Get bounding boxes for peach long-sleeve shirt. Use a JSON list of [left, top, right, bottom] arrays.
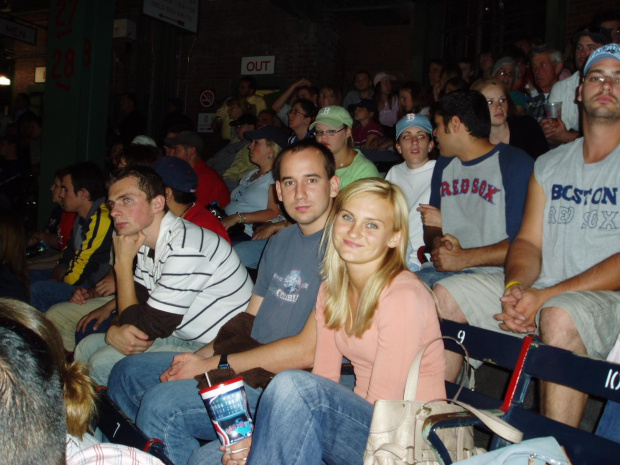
[[313, 271, 446, 405]]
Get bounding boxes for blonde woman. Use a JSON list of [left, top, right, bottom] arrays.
[[223, 179, 446, 465], [221, 126, 287, 242], [470, 78, 548, 159]]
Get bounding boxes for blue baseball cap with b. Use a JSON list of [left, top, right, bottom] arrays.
[[583, 43, 620, 74], [395, 114, 433, 140]]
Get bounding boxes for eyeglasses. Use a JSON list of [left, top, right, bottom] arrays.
[[497, 70, 515, 78], [585, 72, 620, 86], [314, 127, 346, 137], [288, 109, 308, 117]]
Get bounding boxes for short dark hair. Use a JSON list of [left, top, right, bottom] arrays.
[[592, 9, 620, 27], [294, 99, 318, 119], [297, 86, 319, 101], [170, 187, 196, 205], [431, 90, 491, 139], [107, 166, 165, 202], [54, 167, 69, 181], [444, 77, 470, 93], [273, 139, 336, 182], [0, 313, 66, 464], [66, 162, 105, 200], [428, 59, 445, 69], [353, 70, 372, 83], [122, 144, 159, 167], [240, 76, 257, 91], [167, 123, 193, 136]]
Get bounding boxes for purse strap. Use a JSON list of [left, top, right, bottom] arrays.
[[431, 398, 523, 443], [404, 336, 469, 401], [403, 337, 522, 443]]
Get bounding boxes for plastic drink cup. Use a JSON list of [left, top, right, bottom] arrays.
[[200, 376, 254, 446], [544, 101, 562, 125]]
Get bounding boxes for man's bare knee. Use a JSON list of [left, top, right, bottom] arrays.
[[434, 284, 468, 323], [539, 306, 586, 355]]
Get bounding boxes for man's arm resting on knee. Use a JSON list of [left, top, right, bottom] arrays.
[[500, 253, 620, 333], [538, 253, 620, 298], [225, 309, 316, 374], [499, 175, 546, 330], [163, 307, 316, 381], [193, 294, 264, 359], [105, 324, 154, 355]]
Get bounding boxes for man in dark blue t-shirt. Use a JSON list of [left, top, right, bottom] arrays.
[[417, 90, 533, 290]]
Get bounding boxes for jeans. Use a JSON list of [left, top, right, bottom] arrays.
[[246, 370, 374, 465], [108, 352, 263, 465], [75, 333, 202, 386], [415, 264, 472, 288], [187, 373, 357, 465], [596, 400, 620, 442], [233, 239, 268, 270], [29, 269, 76, 312]]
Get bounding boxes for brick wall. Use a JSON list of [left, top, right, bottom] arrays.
[[8, 0, 620, 140], [10, 11, 47, 98]]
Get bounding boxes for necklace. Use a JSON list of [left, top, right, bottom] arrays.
[[337, 150, 355, 169], [249, 169, 271, 183]]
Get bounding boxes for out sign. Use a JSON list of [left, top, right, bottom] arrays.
[[240, 56, 275, 75]]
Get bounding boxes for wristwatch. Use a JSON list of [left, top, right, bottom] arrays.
[[218, 354, 230, 370]]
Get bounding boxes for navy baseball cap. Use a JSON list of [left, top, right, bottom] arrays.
[[348, 98, 379, 115], [243, 125, 289, 149], [153, 156, 197, 194], [163, 131, 204, 153]]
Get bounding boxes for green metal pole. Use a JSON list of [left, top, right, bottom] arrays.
[[38, 0, 114, 228]]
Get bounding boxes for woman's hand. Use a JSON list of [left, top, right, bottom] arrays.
[[221, 437, 252, 465], [221, 215, 242, 231]]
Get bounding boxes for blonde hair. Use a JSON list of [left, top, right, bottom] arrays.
[[265, 139, 283, 158], [320, 178, 409, 337], [0, 299, 96, 438]]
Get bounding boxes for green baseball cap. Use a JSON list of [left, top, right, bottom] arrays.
[[310, 106, 353, 130]]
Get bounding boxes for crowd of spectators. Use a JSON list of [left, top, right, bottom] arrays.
[[2, 8, 620, 465]]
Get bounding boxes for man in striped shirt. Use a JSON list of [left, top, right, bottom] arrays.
[[74, 166, 252, 386]]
